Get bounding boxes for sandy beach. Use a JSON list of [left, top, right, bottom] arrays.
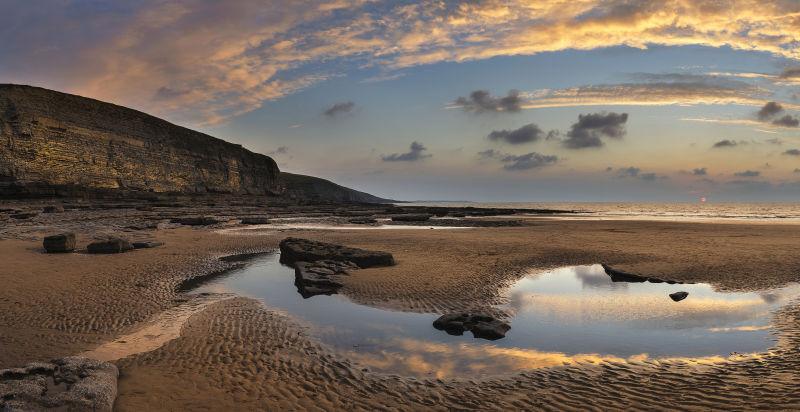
[[2, 214, 800, 410]]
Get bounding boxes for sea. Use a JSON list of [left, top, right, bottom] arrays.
[[398, 202, 800, 224]]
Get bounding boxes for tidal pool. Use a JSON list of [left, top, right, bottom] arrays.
[[191, 254, 799, 378]]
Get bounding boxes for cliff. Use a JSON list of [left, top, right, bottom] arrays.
[[0, 84, 281, 197], [280, 173, 393, 203]]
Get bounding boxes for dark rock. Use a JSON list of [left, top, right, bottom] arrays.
[[240, 216, 270, 225], [87, 237, 134, 254], [171, 216, 222, 226], [433, 313, 510, 340], [43, 204, 65, 213], [390, 213, 432, 222], [348, 217, 377, 224], [43, 232, 76, 253], [0, 357, 118, 411], [10, 212, 37, 219], [669, 291, 689, 302], [279, 237, 395, 268], [601, 264, 683, 284], [293, 260, 359, 298], [132, 241, 164, 249]]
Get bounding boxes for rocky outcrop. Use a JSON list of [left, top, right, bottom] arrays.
[[433, 313, 511, 340], [0, 357, 118, 411], [0, 84, 281, 197], [279, 238, 395, 297], [390, 213, 432, 222], [279, 237, 395, 268]]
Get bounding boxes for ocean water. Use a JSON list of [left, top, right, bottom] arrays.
[[398, 202, 800, 223]]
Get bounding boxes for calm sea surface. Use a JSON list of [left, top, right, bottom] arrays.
[[398, 202, 800, 223]]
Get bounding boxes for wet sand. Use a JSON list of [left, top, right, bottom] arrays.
[[2, 219, 800, 409]]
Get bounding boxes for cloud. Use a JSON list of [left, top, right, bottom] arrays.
[[757, 102, 784, 121], [613, 166, 664, 181], [5, 1, 800, 124], [779, 67, 800, 79], [772, 115, 799, 127], [381, 141, 431, 162], [324, 101, 355, 117], [734, 170, 760, 177], [487, 124, 544, 144], [479, 149, 558, 171], [268, 146, 289, 155], [453, 90, 521, 114], [712, 139, 738, 148], [783, 149, 800, 156], [499, 152, 558, 171], [692, 168, 708, 176], [563, 112, 628, 149]]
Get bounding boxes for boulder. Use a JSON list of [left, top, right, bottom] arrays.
[[279, 237, 395, 268], [240, 216, 270, 225], [390, 213, 432, 222], [132, 241, 164, 249], [432, 313, 510, 340], [87, 238, 134, 254], [0, 357, 118, 412], [170, 216, 222, 226], [43, 232, 76, 253], [669, 291, 689, 302]]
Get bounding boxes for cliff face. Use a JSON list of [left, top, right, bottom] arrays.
[[0, 84, 281, 197], [280, 172, 393, 203]]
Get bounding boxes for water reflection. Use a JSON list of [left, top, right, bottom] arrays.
[[191, 254, 798, 377]]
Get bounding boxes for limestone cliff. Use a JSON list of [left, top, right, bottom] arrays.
[[0, 84, 281, 197]]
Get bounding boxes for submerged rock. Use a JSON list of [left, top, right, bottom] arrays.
[[279, 237, 395, 268], [43, 232, 76, 253], [293, 260, 359, 298], [669, 291, 689, 302], [390, 213, 432, 222], [0, 357, 118, 411], [87, 237, 134, 254], [433, 313, 511, 340]]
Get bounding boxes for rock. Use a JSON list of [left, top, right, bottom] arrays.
[[171, 216, 222, 226], [240, 216, 270, 225], [0, 357, 118, 412], [390, 213, 432, 222], [293, 260, 359, 298], [87, 237, 134, 254], [669, 291, 689, 302], [10, 212, 37, 219], [279, 237, 395, 268], [42, 205, 65, 213], [432, 313, 510, 340], [132, 241, 164, 249], [43, 232, 76, 253], [601, 264, 683, 284], [348, 217, 377, 224]]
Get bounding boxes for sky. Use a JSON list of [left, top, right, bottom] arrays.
[[2, 0, 800, 202]]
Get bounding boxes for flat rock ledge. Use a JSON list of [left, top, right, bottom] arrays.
[[0, 357, 118, 412], [279, 238, 395, 298], [433, 313, 511, 341]]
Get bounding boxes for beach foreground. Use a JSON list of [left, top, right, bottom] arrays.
[[2, 209, 800, 410]]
